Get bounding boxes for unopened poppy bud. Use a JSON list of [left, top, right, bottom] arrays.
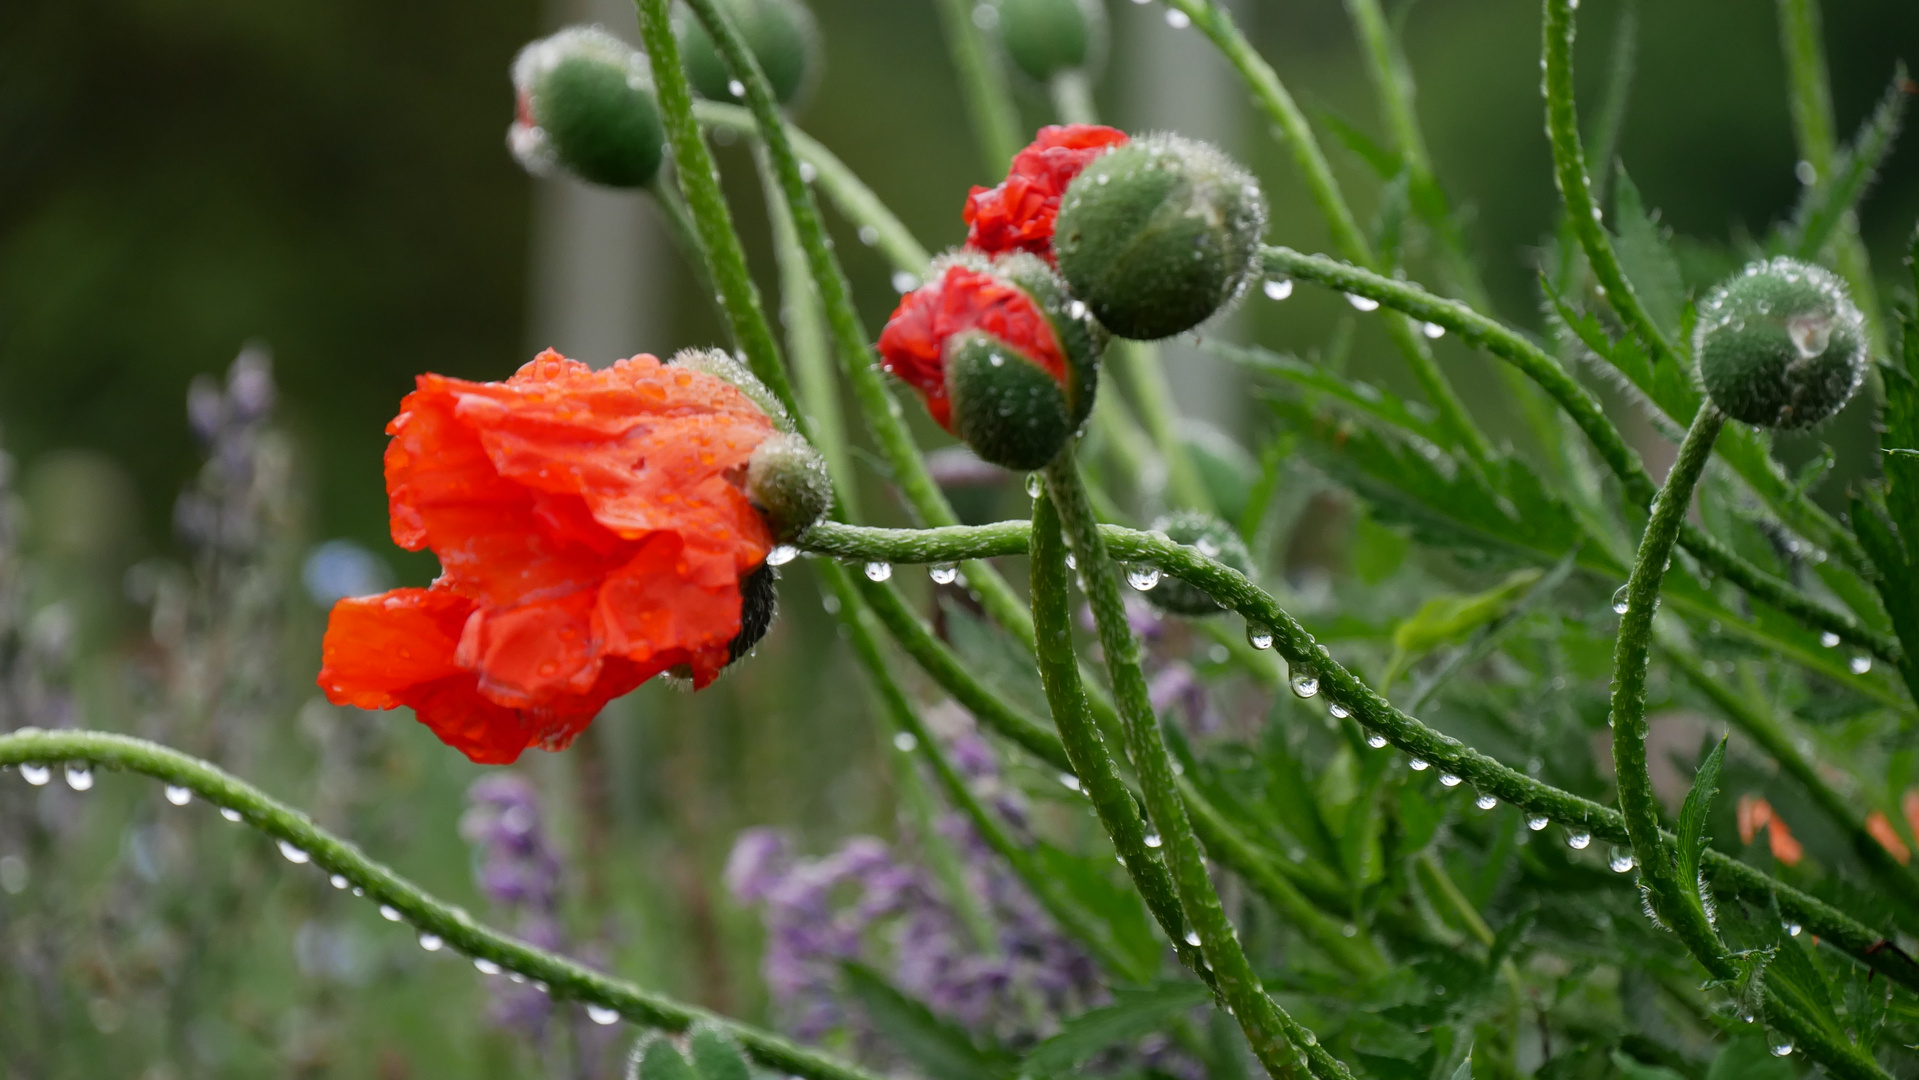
[[1696, 257, 1868, 429], [878, 252, 1103, 471], [746, 432, 831, 541], [677, 0, 821, 106], [510, 27, 666, 188], [1142, 512, 1253, 616], [670, 347, 792, 428], [996, 0, 1106, 82], [1054, 134, 1268, 340]]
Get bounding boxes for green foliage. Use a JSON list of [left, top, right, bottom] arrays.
[[841, 963, 1014, 1080]]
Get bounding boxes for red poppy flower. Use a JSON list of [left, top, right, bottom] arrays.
[[963, 124, 1129, 261], [318, 350, 777, 764], [876, 262, 1070, 431]]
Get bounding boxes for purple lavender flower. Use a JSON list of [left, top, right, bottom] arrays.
[[461, 773, 567, 1036], [1149, 661, 1221, 737]]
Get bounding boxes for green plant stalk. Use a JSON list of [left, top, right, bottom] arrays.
[[794, 517, 1919, 991], [1043, 446, 1352, 1080], [1608, 408, 1891, 1080], [646, 179, 727, 326], [0, 728, 886, 1080], [1662, 639, 1919, 909], [1050, 70, 1098, 127], [632, 0, 798, 421], [1161, 0, 1489, 464], [679, 0, 1037, 655], [693, 101, 932, 274], [1541, 0, 1677, 369], [1259, 244, 1900, 665], [931, 0, 1022, 174]]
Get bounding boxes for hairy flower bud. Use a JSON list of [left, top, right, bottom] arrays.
[[1695, 257, 1868, 429], [671, 349, 831, 541], [677, 0, 822, 106], [878, 252, 1103, 470], [996, 0, 1106, 82], [965, 124, 1129, 262], [510, 27, 666, 189], [1143, 512, 1252, 616], [1054, 134, 1268, 340]]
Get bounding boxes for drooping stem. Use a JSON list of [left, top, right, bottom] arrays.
[[793, 516, 1919, 991], [1257, 244, 1899, 666], [1042, 445, 1351, 1080], [931, 0, 1023, 174], [0, 729, 886, 1080]]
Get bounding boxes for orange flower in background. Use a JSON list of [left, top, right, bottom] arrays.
[[963, 124, 1129, 261], [1868, 811, 1912, 865], [1737, 795, 1804, 867], [319, 350, 777, 764]]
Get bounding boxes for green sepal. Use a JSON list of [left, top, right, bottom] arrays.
[[746, 431, 833, 541], [945, 330, 1074, 471], [991, 251, 1103, 432], [538, 55, 667, 188]]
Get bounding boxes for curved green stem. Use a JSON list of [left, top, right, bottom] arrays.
[[1541, 0, 1678, 368], [793, 517, 1919, 992], [1610, 405, 1889, 1080], [1259, 244, 1901, 666], [1160, 0, 1488, 464], [0, 729, 884, 1080], [1043, 446, 1350, 1080]]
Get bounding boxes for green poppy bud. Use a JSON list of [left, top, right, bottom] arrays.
[[1141, 511, 1253, 616], [1053, 134, 1268, 341], [677, 0, 821, 107], [1695, 257, 1868, 429], [996, 0, 1107, 82], [670, 347, 792, 429], [510, 27, 666, 189], [746, 431, 832, 542]]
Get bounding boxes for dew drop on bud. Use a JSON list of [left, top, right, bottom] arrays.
[[1567, 831, 1592, 850], [329, 874, 349, 890], [1262, 278, 1294, 301], [64, 766, 93, 791], [588, 1004, 621, 1025], [279, 841, 310, 864], [1850, 655, 1872, 674], [1422, 321, 1446, 339], [419, 933, 444, 952], [1366, 734, 1388, 749], [1527, 815, 1550, 831], [1475, 794, 1498, 810], [164, 785, 192, 806], [1609, 850, 1636, 872], [380, 904, 403, 922], [1289, 672, 1319, 698], [1439, 773, 1462, 787], [1127, 566, 1161, 591], [766, 544, 798, 567], [1025, 473, 1044, 498], [863, 561, 892, 582], [220, 807, 243, 823], [1409, 758, 1430, 771], [20, 763, 50, 786], [892, 732, 918, 753], [1329, 703, 1350, 719], [1183, 930, 1201, 946], [1611, 584, 1630, 615], [475, 958, 502, 975], [929, 563, 959, 585], [1246, 626, 1273, 650], [1819, 631, 1840, 648], [1345, 293, 1380, 312]]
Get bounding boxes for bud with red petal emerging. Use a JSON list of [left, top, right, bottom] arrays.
[[671, 348, 831, 541], [878, 252, 1103, 470], [963, 125, 1129, 263], [1055, 133, 1267, 340], [510, 27, 666, 189]]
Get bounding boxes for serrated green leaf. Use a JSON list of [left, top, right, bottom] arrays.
[[1612, 169, 1686, 341], [1676, 738, 1727, 902], [842, 963, 1011, 1080], [637, 1037, 699, 1080], [1018, 981, 1212, 1076], [689, 1025, 753, 1080], [1761, 905, 1842, 1035], [1788, 66, 1910, 260], [1029, 842, 1162, 979], [1219, 343, 1446, 446]]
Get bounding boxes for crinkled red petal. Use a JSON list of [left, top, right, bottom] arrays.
[[877, 265, 1070, 427], [963, 124, 1128, 261]]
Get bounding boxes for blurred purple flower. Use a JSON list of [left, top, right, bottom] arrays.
[[461, 773, 568, 1036]]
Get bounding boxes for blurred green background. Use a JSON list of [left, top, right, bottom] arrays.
[[2, 0, 1917, 1075]]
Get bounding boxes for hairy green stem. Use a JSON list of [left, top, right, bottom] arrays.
[[1259, 244, 1900, 666], [0, 729, 884, 1080], [932, 0, 1022, 174], [794, 517, 1919, 990], [1160, 0, 1488, 464], [680, 0, 1036, 655], [1044, 447, 1351, 1080]]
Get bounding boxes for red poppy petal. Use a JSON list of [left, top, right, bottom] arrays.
[[318, 588, 472, 710]]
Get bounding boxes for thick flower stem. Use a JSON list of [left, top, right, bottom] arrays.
[[1608, 407, 1891, 1080], [675, 0, 1036, 657], [1159, 0, 1489, 465], [1042, 446, 1350, 1080], [1258, 244, 1899, 668], [0, 729, 886, 1080], [795, 517, 1919, 993]]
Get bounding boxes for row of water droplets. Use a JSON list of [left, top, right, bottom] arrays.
[[1259, 273, 1446, 337], [1, 757, 630, 1029], [1609, 583, 1871, 673]]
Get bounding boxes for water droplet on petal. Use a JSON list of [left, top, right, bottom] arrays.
[[1527, 815, 1550, 831], [1127, 566, 1161, 591], [419, 933, 444, 952], [588, 1004, 621, 1025], [1819, 631, 1840, 648], [164, 785, 192, 806], [863, 562, 892, 582], [766, 544, 798, 567], [1567, 831, 1592, 850], [380, 904, 403, 922], [64, 766, 93, 791], [279, 841, 310, 864], [892, 732, 918, 753], [929, 563, 959, 585], [220, 807, 243, 823], [1366, 734, 1388, 749], [1345, 293, 1380, 312], [20, 763, 49, 786]]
